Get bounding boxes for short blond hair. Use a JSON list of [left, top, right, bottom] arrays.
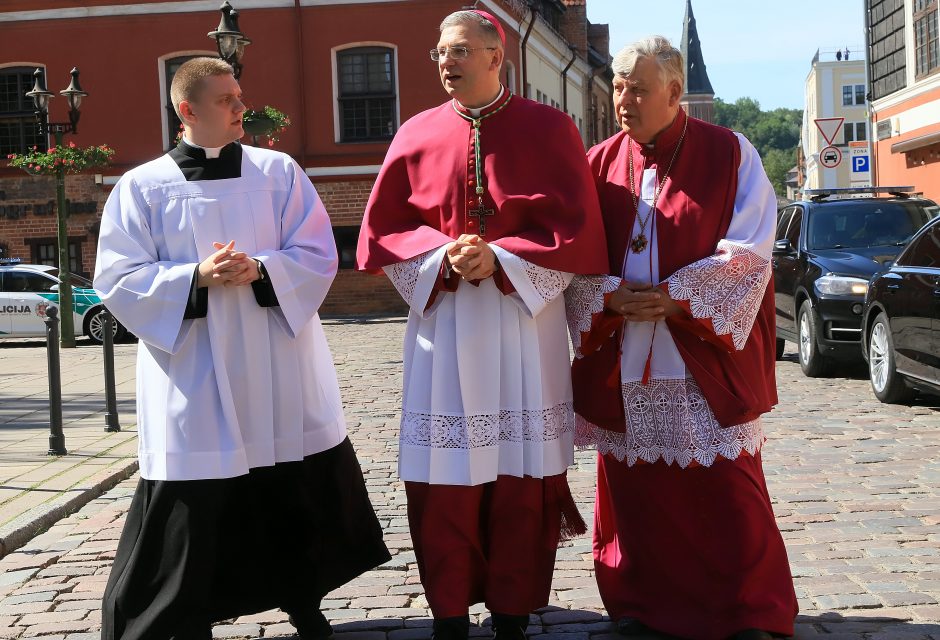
[[170, 57, 234, 119], [612, 36, 685, 90]]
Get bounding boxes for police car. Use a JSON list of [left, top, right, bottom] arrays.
[[0, 262, 126, 345]]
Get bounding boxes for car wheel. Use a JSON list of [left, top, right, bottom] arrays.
[[775, 338, 786, 360], [868, 313, 915, 404], [85, 307, 126, 346], [798, 301, 832, 377]]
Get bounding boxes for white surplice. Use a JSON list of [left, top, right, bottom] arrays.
[[567, 133, 774, 468], [385, 245, 574, 486], [94, 145, 346, 481]]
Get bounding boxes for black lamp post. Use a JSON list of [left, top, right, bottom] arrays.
[[26, 67, 88, 349], [208, 1, 251, 79]]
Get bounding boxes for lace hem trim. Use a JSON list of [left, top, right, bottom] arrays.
[[573, 377, 765, 468], [401, 402, 574, 449]]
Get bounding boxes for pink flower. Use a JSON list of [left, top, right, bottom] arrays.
[[68, 141, 76, 148], [268, 139, 274, 147]]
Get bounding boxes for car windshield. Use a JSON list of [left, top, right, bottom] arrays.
[[807, 201, 938, 250], [42, 269, 94, 289]]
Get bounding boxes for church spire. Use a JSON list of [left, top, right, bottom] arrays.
[[681, 0, 714, 95]]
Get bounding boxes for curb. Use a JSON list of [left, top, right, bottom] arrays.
[[0, 457, 139, 559]]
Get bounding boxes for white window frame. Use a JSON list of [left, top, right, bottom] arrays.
[[331, 42, 400, 144]]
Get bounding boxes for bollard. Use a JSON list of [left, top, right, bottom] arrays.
[[45, 306, 67, 456], [102, 308, 121, 432]]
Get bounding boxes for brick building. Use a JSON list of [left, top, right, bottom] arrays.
[[0, 0, 614, 315], [866, 0, 940, 201]]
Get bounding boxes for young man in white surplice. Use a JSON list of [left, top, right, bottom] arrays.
[[94, 57, 389, 640]]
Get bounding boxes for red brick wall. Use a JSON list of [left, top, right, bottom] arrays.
[[316, 176, 374, 226], [0, 173, 109, 278], [321, 269, 407, 317], [314, 175, 407, 316], [0, 170, 409, 316]]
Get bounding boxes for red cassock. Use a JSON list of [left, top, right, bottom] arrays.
[[357, 90, 608, 618], [572, 110, 798, 639]]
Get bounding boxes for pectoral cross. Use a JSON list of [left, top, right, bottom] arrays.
[[469, 198, 495, 236]]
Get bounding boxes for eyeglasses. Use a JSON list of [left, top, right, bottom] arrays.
[[430, 46, 497, 61]]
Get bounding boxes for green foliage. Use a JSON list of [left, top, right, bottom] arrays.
[[7, 142, 114, 176], [714, 97, 802, 195], [243, 105, 292, 145]]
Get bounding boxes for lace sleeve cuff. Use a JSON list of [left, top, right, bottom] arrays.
[[490, 246, 573, 318], [666, 240, 771, 351], [383, 246, 449, 316], [564, 274, 622, 358]]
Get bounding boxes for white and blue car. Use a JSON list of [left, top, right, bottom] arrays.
[[0, 263, 126, 345]]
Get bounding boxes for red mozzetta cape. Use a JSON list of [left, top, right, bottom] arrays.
[[356, 91, 608, 274], [572, 109, 778, 431]]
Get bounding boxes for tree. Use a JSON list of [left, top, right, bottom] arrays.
[[713, 97, 802, 196]]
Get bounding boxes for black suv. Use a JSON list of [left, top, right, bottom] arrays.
[[773, 187, 938, 377]]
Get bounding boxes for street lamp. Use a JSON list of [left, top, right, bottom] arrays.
[[208, 1, 251, 79], [25, 67, 88, 349]]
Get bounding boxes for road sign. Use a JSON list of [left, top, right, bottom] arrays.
[[815, 118, 845, 145], [849, 143, 871, 181], [819, 145, 842, 168], [852, 155, 870, 173]]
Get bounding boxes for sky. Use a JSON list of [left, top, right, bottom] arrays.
[[586, 0, 867, 111]]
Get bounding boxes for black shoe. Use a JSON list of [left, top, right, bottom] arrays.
[[729, 630, 773, 640], [491, 613, 528, 640], [432, 616, 471, 640], [615, 617, 649, 636], [287, 610, 333, 640]]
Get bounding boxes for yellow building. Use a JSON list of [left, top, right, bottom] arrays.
[[802, 49, 871, 189]]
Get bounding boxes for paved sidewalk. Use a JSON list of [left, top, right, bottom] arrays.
[[0, 339, 139, 558], [0, 319, 940, 639]]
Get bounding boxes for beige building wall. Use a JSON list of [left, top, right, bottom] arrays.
[[803, 55, 871, 190], [525, 25, 591, 145]]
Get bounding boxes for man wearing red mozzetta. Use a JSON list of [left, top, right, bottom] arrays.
[[565, 37, 798, 640], [357, 9, 607, 640]]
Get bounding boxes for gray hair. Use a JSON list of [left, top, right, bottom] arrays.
[[440, 10, 504, 50], [612, 36, 684, 89]]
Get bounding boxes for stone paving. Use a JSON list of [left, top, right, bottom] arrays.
[[0, 339, 138, 557], [1, 318, 940, 639]]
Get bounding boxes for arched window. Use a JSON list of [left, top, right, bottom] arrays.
[[0, 66, 47, 154], [335, 46, 397, 142]]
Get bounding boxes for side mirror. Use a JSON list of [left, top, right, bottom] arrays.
[[49, 283, 59, 292], [772, 239, 793, 255]]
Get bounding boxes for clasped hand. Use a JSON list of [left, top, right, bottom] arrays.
[[606, 280, 682, 322], [197, 240, 260, 288], [446, 234, 498, 281]]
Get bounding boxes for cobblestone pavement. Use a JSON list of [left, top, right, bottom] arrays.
[[1, 318, 939, 639]]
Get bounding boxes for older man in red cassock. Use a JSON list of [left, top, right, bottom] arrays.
[[357, 9, 608, 640], [565, 37, 798, 640]]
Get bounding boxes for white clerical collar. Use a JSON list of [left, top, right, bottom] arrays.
[[459, 86, 505, 118], [182, 137, 224, 159]]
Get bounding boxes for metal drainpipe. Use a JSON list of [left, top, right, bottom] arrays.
[[294, 0, 308, 168], [521, 5, 536, 98], [561, 46, 576, 113]]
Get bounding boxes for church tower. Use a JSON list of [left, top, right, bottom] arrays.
[[680, 0, 715, 123]]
